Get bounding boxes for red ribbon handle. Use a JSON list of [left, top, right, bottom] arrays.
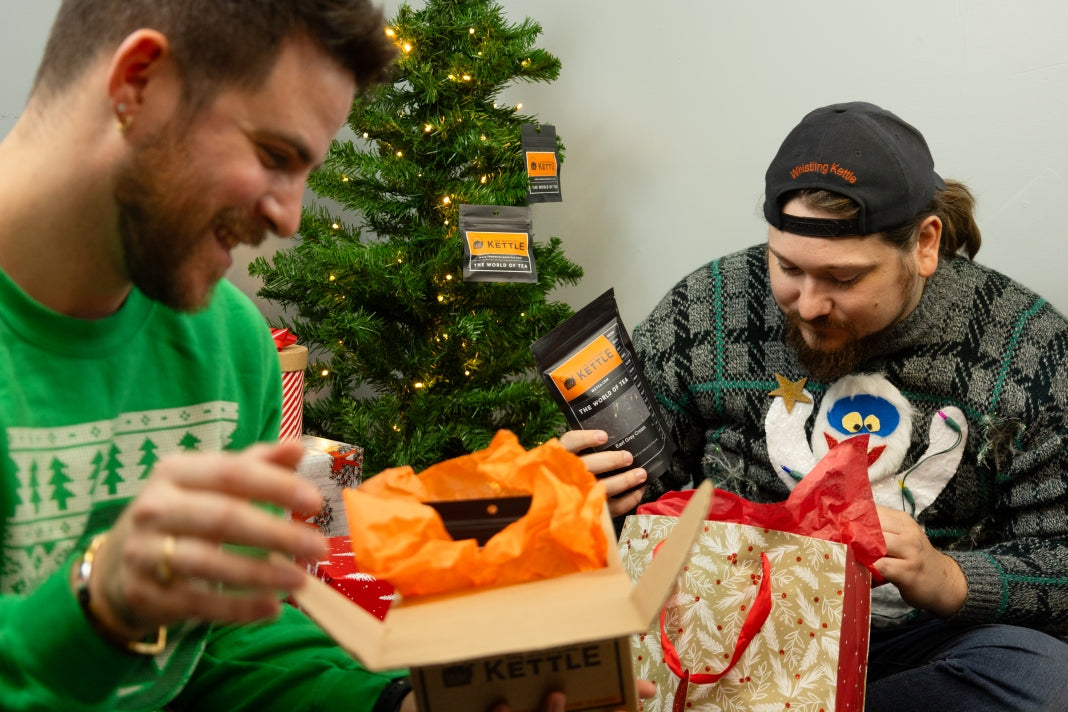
[[659, 551, 772, 686]]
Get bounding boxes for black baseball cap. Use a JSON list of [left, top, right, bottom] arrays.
[[763, 102, 945, 237]]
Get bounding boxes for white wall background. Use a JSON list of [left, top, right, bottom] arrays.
[[5, 1, 1068, 328]]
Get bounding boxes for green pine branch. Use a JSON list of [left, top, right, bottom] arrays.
[[251, 0, 582, 475]]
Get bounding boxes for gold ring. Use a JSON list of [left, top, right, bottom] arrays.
[[155, 535, 177, 586]]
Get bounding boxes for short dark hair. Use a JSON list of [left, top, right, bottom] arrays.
[[33, 0, 396, 108], [784, 181, 982, 260]]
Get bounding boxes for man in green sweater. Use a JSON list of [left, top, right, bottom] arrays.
[[0, 2, 642, 711], [631, 102, 1068, 710]]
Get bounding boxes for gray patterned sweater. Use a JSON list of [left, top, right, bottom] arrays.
[[632, 244, 1068, 634]]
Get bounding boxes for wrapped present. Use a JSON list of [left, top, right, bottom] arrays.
[[294, 435, 364, 537], [308, 536, 395, 620], [273, 328, 307, 443]]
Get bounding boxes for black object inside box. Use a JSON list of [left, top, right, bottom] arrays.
[[427, 496, 532, 546]]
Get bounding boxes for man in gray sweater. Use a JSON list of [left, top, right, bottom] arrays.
[[632, 101, 1068, 711]]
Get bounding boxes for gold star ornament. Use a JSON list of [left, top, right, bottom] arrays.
[[768, 373, 811, 414]]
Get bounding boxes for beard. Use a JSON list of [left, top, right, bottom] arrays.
[[784, 313, 890, 381], [784, 260, 918, 382], [113, 124, 267, 312]]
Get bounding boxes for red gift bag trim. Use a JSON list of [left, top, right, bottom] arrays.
[[659, 550, 772, 686], [637, 436, 886, 576], [671, 669, 690, 712]]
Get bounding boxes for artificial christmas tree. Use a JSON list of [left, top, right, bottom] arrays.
[[250, 0, 582, 474]]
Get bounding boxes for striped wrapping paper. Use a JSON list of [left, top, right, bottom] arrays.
[[278, 344, 308, 442]]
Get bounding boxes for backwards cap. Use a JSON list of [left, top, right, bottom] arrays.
[[763, 102, 945, 237]]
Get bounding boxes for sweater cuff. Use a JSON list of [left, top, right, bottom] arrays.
[[11, 562, 141, 705], [946, 551, 1004, 625]]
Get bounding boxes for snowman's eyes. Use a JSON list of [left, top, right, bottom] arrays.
[[841, 412, 863, 433], [864, 414, 881, 433]]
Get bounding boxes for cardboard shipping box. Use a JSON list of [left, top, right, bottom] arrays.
[[292, 480, 713, 712]]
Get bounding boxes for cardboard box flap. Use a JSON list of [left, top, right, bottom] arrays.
[[293, 480, 713, 671]]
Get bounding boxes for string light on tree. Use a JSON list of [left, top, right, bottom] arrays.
[[251, 0, 581, 473]]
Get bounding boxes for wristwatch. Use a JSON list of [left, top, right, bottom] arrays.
[[373, 676, 413, 712], [72, 532, 167, 655]]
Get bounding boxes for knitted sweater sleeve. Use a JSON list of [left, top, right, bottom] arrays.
[[946, 344, 1068, 632], [632, 270, 714, 501], [0, 560, 147, 711], [169, 604, 408, 712], [949, 435, 1068, 630]]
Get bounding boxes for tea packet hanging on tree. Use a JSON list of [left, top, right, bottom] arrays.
[[521, 123, 562, 203], [459, 204, 538, 283], [531, 289, 675, 490]]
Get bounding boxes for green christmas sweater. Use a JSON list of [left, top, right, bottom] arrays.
[[632, 245, 1068, 634], [0, 269, 402, 711]]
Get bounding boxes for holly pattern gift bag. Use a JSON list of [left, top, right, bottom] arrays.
[[620, 436, 886, 712]]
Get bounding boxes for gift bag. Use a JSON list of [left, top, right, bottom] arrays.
[[620, 436, 886, 712]]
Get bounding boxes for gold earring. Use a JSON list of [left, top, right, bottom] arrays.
[[116, 102, 131, 133]]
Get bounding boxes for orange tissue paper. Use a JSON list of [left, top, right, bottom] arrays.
[[343, 430, 608, 598]]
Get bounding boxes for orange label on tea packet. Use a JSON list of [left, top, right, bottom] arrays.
[[526, 151, 558, 178], [466, 231, 529, 257], [549, 335, 623, 402]]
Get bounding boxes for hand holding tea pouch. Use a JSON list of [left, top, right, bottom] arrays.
[[531, 289, 675, 489]]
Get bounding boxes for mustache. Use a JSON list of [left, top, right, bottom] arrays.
[[785, 310, 859, 337], [213, 207, 268, 248]]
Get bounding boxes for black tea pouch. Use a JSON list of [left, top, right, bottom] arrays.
[[521, 124, 562, 203], [460, 204, 538, 284], [531, 289, 675, 487]]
